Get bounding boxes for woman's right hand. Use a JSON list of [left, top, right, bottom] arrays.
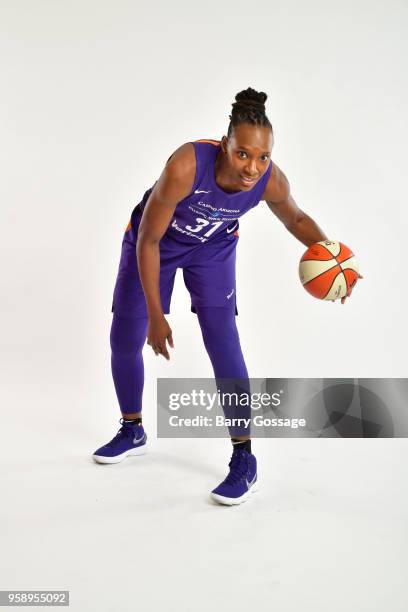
[[146, 315, 174, 360]]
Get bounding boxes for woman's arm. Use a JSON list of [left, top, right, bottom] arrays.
[[262, 162, 362, 303], [262, 163, 328, 247], [136, 142, 196, 359]]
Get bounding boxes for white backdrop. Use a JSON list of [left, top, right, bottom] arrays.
[[1, 2, 407, 611], [2, 0, 407, 401]]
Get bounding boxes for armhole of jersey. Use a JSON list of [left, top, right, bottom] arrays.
[[189, 141, 200, 194], [264, 159, 273, 199], [252, 159, 273, 209]]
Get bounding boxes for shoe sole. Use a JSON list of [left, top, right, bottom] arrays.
[[92, 444, 147, 464], [210, 479, 259, 506]]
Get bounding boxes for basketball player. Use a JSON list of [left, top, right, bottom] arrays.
[[92, 87, 362, 505]]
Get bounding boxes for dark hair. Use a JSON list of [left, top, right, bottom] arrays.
[[227, 87, 273, 138]]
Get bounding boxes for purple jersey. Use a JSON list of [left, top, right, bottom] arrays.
[[132, 138, 272, 245]]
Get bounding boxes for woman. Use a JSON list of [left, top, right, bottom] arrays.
[[92, 87, 360, 505]]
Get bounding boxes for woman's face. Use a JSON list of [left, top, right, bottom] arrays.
[[221, 123, 274, 190]]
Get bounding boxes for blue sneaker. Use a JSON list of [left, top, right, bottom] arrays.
[[92, 418, 147, 464], [211, 448, 259, 505]]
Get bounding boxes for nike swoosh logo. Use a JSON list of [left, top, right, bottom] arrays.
[[246, 474, 257, 488], [133, 434, 145, 445], [226, 223, 238, 234], [194, 189, 211, 194]]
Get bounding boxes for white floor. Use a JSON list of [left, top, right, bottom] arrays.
[[1, 409, 407, 612]]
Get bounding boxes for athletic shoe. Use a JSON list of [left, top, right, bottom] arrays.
[[211, 448, 258, 505], [92, 418, 147, 464]]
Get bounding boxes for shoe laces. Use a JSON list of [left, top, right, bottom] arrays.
[[224, 449, 249, 486], [105, 418, 136, 448]]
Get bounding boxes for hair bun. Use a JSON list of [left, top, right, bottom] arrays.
[[227, 86, 272, 137], [234, 87, 267, 111]]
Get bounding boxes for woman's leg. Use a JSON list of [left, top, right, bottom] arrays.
[[195, 306, 250, 440], [109, 313, 148, 418], [195, 306, 249, 377]]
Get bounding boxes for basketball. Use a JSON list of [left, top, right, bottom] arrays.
[[299, 241, 359, 300]]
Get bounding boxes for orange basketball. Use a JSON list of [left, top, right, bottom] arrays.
[[299, 241, 359, 300]]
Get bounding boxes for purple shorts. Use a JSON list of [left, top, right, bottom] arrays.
[[111, 208, 239, 318]]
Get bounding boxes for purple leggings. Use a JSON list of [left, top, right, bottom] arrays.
[[110, 306, 250, 435]]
